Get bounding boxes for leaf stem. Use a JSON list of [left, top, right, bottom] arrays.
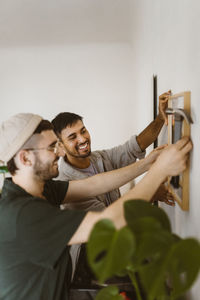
[[127, 271, 143, 300]]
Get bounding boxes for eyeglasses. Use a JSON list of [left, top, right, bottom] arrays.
[[25, 140, 62, 155]]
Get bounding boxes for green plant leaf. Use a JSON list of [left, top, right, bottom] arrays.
[[139, 238, 200, 300], [87, 219, 136, 282], [95, 286, 124, 300], [0, 166, 8, 173], [87, 201, 200, 300], [124, 200, 171, 232], [127, 223, 175, 299], [130, 223, 174, 270], [168, 238, 200, 298]]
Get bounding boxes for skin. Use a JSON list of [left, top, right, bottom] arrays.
[[59, 91, 171, 169], [58, 91, 175, 205], [136, 90, 171, 151], [60, 120, 91, 169], [13, 130, 65, 199], [13, 129, 162, 201], [69, 137, 192, 245], [11, 129, 192, 245]]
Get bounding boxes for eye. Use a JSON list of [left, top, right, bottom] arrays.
[[81, 128, 86, 134], [68, 135, 76, 141]]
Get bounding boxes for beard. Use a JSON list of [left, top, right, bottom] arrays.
[[76, 149, 91, 158], [65, 148, 91, 159], [33, 153, 59, 181]]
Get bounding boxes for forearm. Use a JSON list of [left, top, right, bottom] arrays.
[[120, 163, 166, 202], [64, 157, 151, 203], [68, 163, 166, 245], [68, 137, 192, 245], [98, 164, 166, 229], [136, 114, 164, 151], [102, 164, 166, 229]]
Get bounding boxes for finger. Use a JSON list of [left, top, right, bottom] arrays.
[[159, 92, 171, 100], [155, 144, 168, 150], [158, 196, 175, 206], [175, 136, 191, 150], [163, 191, 175, 204], [181, 140, 193, 155], [166, 193, 175, 202], [176, 141, 193, 157], [167, 194, 175, 203], [165, 199, 175, 206]]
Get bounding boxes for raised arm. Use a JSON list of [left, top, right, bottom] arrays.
[[136, 90, 171, 151], [63, 145, 164, 204], [68, 137, 192, 245]]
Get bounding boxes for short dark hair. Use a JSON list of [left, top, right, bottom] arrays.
[[33, 119, 54, 134], [52, 112, 83, 136], [7, 157, 18, 175], [7, 119, 54, 175]]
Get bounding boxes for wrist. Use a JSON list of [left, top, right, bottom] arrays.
[[157, 113, 165, 122], [140, 158, 151, 173], [143, 158, 152, 172], [148, 162, 167, 184]]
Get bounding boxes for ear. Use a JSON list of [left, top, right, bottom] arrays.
[[18, 150, 32, 166]]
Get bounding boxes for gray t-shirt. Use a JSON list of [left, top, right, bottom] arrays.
[[74, 162, 98, 176], [57, 135, 146, 211]]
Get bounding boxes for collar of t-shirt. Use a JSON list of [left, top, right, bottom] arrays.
[[74, 162, 98, 176]]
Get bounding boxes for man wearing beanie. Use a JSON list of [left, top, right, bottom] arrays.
[[0, 113, 192, 300]]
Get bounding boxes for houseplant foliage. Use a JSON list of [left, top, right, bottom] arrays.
[[87, 200, 200, 300], [0, 165, 8, 174], [0, 164, 8, 194]]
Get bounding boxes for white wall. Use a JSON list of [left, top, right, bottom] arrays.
[[130, 0, 200, 298], [0, 44, 136, 150]]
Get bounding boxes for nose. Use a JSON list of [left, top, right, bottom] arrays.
[[56, 141, 66, 157], [77, 134, 86, 144]]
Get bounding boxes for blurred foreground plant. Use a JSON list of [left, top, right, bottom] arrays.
[[87, 200, 200, 300]]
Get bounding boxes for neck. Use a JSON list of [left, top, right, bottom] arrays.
[[12, 173, 46, 199], [64, 155, 90, 169]]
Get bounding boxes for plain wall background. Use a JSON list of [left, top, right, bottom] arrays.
[[130, 1, 200, 297], [0, 0, 199, 298]]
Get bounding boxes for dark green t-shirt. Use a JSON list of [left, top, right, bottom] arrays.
[[0, 178, 86, 300]]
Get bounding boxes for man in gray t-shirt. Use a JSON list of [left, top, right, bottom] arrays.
[[52, 91, 174, 212]]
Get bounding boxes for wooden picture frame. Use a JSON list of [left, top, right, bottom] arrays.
[[167, 91, 191, 211]]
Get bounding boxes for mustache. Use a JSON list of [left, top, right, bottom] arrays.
[[77, 140, 90, 147]]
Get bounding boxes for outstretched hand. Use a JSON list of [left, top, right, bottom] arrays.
[[152, 137, 192, 178], [145, 144, 168, 168], [159, 90, 171, 125], [151, 183, 175, 206]]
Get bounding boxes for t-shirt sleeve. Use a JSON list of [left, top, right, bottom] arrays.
[[43, 180, 69, 206], [100, 135, 146, 169], [17, 199, 86, 269]]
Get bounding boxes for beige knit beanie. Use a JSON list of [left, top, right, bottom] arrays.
[[0, 113, 42, 163]]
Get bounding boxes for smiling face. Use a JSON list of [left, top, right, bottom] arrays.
[[60, 120, 91, 160], [31, 130, 63, 181]]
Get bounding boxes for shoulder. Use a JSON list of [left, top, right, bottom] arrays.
[[0, 194, 39, 241]]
